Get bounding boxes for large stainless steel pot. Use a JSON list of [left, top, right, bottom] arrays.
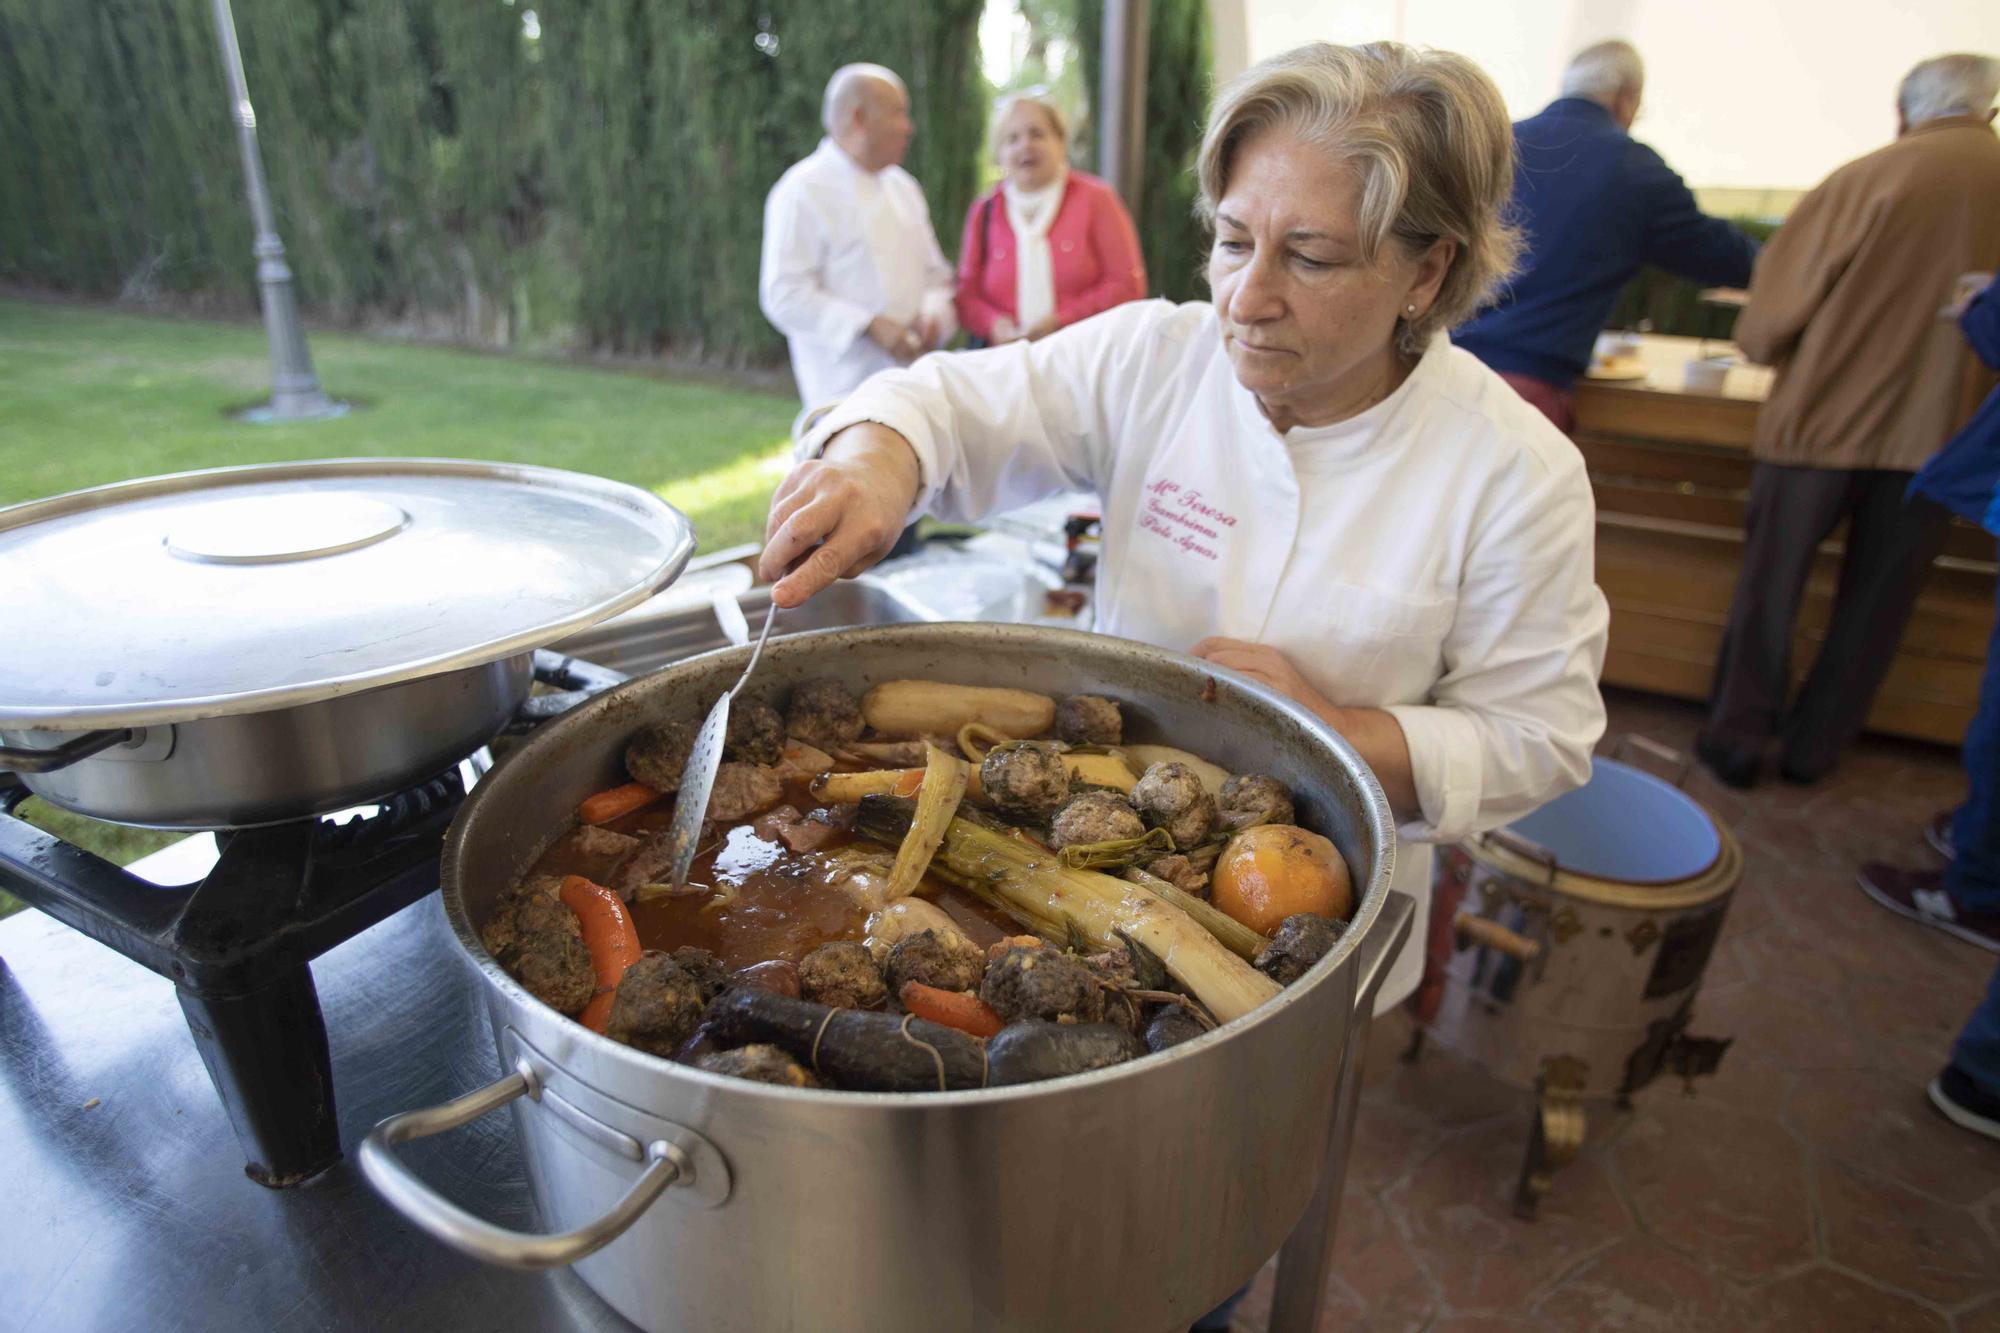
[[0, 459, 695, 827], [362, 623, 1411, 1333]]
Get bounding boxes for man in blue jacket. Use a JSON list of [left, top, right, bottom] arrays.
[[1456, 40, 1758, 432], [1859, 273, 2000, 1141]]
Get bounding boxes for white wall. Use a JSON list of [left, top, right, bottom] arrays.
[[1226, 0, 2000, 191]]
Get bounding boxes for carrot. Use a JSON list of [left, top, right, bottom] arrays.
[[898, 981, 1004, 1039], [559, 874, 642, 1033], [578, 781, 659, 825], [893, 768, 927, 798]]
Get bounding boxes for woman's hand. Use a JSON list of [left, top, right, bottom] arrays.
[[1191, 637, 1420, 820], [1025, 313, 1061, 341], [758, 424, 922, 607], [1190, 638, 1330, 714], [990, 315, 1022, 344]]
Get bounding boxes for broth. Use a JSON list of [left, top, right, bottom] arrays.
[[522, 783, 1016, 972]]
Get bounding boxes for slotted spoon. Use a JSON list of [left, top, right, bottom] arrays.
[[659, 595, 780, 891]]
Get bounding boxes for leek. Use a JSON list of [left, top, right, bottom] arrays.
[[855, 797, 1279, 1024], [1121, 867, 1265, 961], [881, 741, 970, 903]]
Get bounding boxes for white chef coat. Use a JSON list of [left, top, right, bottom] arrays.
[[801, 299, 1609, 1011], [759, 138, 958, 409]]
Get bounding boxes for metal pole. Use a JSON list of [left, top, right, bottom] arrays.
[[1099, 0, 1151, 215], [209, 0, 341, 422]]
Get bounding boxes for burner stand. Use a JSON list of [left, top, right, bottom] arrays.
[[0, 771, 465, 1186]]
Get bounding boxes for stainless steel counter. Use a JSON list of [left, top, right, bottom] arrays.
[[0, 893, 632, 1332]]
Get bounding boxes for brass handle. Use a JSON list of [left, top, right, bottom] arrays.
[[1454, 912, 1541, 961]]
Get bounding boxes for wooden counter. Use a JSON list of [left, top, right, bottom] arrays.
[[1574, 334, 1994, 746]]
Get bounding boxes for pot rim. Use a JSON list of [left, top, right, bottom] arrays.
[[0, 457, 696, 730], [441, 621, 1397, 1108]]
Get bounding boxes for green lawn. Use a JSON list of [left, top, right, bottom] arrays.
[[1, 297, 801, 919], [0, 298, 798, 544]]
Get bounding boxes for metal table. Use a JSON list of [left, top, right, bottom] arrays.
[[0, 891, 631, 1333]]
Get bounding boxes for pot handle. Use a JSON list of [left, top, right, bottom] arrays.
[[358, 1062, 688, 1270], [0, 728, 132, 774], [1351, 889, 1416, 1015]]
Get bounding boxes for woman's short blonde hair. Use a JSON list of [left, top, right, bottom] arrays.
[[1197, 42, 1521, 355], [991, 93, 1070, 161]]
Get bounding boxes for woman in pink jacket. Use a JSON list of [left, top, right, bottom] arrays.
[[956, 95, 1148, 344]]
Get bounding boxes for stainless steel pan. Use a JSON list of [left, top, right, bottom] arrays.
[[362, 622, 1411, 1333]]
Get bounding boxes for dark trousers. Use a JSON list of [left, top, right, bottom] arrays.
[[1703, 462, 1948, 778], [1949, 579, 2000, 1097]]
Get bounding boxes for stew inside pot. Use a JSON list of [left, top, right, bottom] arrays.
[[480, 676, 1357, 1092]]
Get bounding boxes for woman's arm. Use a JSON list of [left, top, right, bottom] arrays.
[[758, 301, 1172, 603], [953, 195, 1009, 342], [1055, 187, 1149, 329], [1195, 460, 1607, 841], [1189, 639, 1420, 819]]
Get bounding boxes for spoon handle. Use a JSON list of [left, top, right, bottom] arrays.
[[729, 600, 781, 701]]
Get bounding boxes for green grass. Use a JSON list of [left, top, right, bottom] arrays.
[[0, 298, 799, 546], [0, 297, 802, 920]]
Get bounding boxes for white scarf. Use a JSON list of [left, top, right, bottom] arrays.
[[1003, 170, 1066, 332]]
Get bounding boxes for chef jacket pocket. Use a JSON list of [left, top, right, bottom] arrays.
[[1306, 583, 1455, 702]]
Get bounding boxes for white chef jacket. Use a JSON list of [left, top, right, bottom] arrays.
[[759, 138, 958, 409], [801, 300, 1609, 1011]]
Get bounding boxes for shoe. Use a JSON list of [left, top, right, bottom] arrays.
[[1694, 733, 1759, 790], [1855, 863, 2000, 953], [1927, 810, 1957, 860], [1929, 1065, 2000, 1143]]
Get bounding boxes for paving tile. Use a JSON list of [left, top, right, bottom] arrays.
[[1318, 1189, 1440, 1327], [1958, 1296, 2000, 1333], [1836, 974, 1987, 1087], [1742, 1266, 1948, 1332], [1366, 1033, 1526, 1132], [1419, 1318, 1536, 1333], [1609, 1096, 1813, 1279], [1785, 1068, 2000, 1207], [1345, 1094, 1447, 1195], [1532, 1235, 1757, 1331], [1382, 1116, 1630, 1311], [1816, 1160, 2000, 1308], [1694, 977, 1876, 1075]]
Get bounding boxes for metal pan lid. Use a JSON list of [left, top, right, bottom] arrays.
[[0, 458, 697, 728]]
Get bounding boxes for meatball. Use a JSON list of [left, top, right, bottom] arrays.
[[1055, 694, 1122, 746], [1220, 773, 1296, 832], [706, 762, 784, 821], [1254, 912, 1345, 985], [980, 947, 1106, 1025], [799, 941, 887, 1010], [1139, 853, 1209, 897], [625, 720, 694, 792], [724, 696, 785, 766], [1131, 761, 1217, 849], [980, 742, 1072, 821], [669, 946, 730, 1002], [884, 928, 987, 996], [1144, 1006, 1208, 1053], [785, 678, 865, 751], [1048, 791, 1146, 851], [606, 952, 706, 1057], [698, 1044, 820, 1089], [481, 885, 594, 1016]]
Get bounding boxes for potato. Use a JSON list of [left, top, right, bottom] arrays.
[[1211, 824, 1354, 935], [861, 680, 1057, 739], [1118, 744, 1229, 798]]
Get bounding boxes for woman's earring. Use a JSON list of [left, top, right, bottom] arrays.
[[1405, 303, 1417, 316]]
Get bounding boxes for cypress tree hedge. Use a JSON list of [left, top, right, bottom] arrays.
[[1074, 0, 1213, 305], [0, 0, 984, 365]]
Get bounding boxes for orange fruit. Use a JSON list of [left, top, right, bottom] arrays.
[[1210, 824, 1354, 935]]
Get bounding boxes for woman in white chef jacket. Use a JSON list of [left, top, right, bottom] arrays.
[[758, 41, 1610, 1012]]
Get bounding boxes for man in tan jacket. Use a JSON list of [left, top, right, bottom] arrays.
[[1699, 53, 2000, 789]]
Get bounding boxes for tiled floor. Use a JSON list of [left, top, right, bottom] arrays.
[[1233, 688, 2000, 1332]]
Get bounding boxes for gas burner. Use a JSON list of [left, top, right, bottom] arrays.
[[0, 650, 625, 1188]]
